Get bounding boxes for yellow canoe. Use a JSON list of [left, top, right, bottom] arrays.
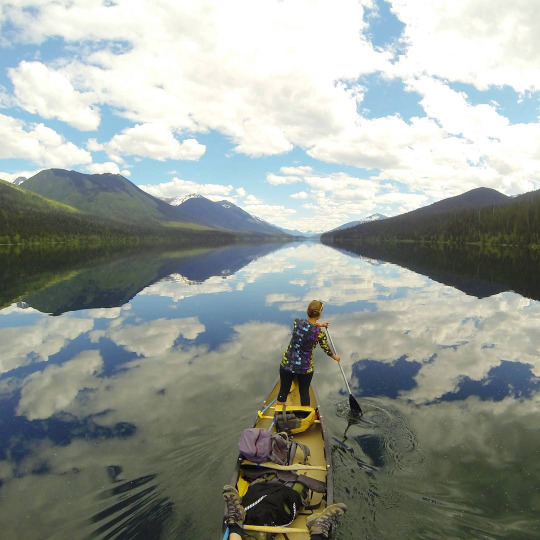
[[223, 380, 333, 538]]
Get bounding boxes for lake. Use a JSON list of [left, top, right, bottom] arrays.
[[0, 241, 538, 539]]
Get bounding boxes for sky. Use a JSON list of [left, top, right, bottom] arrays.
[[1, 0, 540, 233]]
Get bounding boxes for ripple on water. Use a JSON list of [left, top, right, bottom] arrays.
[[331, 399, 427, 539]]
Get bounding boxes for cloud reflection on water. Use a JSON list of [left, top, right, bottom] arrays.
[[0, 242, 538, 538]]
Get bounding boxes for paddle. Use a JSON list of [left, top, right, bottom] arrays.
[[325, 327, 363, 415]]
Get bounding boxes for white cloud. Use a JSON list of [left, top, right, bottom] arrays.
[[0, 0, 388, 158], [280, 166, 314, 175], [104, 317, 205, 356], [86, 138, 103, 152], [85, 162, 123, 175], [243, 194, 261, 204], [16, 350, 103, 421], [0, 169, 40, 183], [0, 114, 92, 167], [266, 168, 404, 232], [0, 316, 94, 374], [106, 124, 206, 161], [9, 61, 100, 130], [267, 173, 304, 186], [243, 204, 296, 222], [391, 0, 540, 92], [138, 176, 234, 201]]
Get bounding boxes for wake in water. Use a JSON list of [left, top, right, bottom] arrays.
[[330, 399, 425, 539]]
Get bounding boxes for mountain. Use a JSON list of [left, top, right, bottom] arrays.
[[170, 194, 289, 235], [326, 213, 387, 233], [275, 226, 307, 237], [161, 193, 204, 206], [22, 169, 185, 225], [0, 179, 233, 246], [22, 170, 290, 237], [323, 187, 540, 247], [13, 176, 27, 186]]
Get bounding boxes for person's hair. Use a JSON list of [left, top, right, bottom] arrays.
[[307, 300, 323, 318]]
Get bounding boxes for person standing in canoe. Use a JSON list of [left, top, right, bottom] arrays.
[[277, 300, 340, 407]]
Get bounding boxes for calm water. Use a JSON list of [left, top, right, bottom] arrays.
[[0, 242, 539, 539]]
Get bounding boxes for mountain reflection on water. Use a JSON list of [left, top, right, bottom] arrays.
[[0, 242, 538, 539]]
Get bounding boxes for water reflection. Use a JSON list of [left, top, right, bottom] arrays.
[[323, 240, 540, 301], [0, 242, 538, 538], [1, 242, 288, 315]]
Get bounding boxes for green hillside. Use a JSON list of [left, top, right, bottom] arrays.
[[0, 179, 232, 246], [324, 188, 540, 248], [22, 168, 181, 224]]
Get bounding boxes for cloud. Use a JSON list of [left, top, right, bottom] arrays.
[[391, 0, 540, 92], [267, 173, 304, 186], [280, 166, 314, 175], [16, 350, 103, 421], [86, 138, 104, 152], [242, 203, 296, 222], [0, 316, 94, 374], [85, 162, 124, 175], [0, 169, 40, 183], [106, 124, 206, 161], [9, 61, 100, 130], [138, 176, 234, 201], [243, 194, 262, 204], [0, 0, 387, 157], [266, 168, 409, 232], [0, 113, 92, 167], [103, 317, 205, 356]]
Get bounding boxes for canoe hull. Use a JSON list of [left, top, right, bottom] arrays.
[[222, 379, 333, 539]]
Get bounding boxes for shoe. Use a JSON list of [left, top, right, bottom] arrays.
[[306, 503, 347, 538], [223, 485, 246, 527]]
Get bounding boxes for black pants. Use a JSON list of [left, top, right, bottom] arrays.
[[277, 366, 313, 406]]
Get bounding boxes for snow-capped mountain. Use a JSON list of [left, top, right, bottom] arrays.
[[160, 194, 290, 235], [363, 213, 387, 222], [168, 193, 204, 206], [13, 176, 27, 186], [326, 214, 387, 233]]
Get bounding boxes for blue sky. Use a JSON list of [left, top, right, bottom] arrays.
[[1, 0, 540, 232]]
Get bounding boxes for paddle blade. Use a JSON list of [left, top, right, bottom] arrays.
[[349, 393, 363, 415]]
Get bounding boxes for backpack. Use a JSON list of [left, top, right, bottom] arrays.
[[238, 428, 272, 463], [242, 482, 303, 527], [239, 429, 310, 466]]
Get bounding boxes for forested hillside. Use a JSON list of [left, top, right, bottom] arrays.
[[22, 168, 182, 224], [0, 180, 233, 246], [324, 188, 540, 248]]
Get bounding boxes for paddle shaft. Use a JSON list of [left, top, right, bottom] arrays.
[[326, 327, 362, 414], [325, 328, 352, 393]]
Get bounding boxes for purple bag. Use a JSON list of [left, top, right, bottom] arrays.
[[238, 428, 272, 463]]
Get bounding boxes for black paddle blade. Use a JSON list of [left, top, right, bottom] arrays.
[[349, 393, 363, 415]]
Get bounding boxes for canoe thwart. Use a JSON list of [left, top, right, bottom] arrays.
[[242, 460, 327, 471], [244, 524, 309, 534]]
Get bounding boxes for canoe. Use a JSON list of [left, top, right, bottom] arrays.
[[222, 380, 333, 539]]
